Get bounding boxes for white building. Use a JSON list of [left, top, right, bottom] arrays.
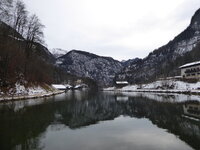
[[52, 84, 66, 90], [179, 61, 200, 79], [115, 81, 129, 88]]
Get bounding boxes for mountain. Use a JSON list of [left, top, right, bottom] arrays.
[[116, 8, 200, 84], [32, 43, 56, 64], [121, 58, 142, 67], [49, 48, 67, 58], [56, 50, 123, 86], [0, 2, 99, 91]]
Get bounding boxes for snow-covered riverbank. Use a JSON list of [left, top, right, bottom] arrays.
[[0, 90, 64, 101], [0, 83, 65, 102], [104, 80, 200, 94]]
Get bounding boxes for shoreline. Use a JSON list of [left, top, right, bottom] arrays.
[[0, 90, 65, 102], [104, 80, 200, 95], [103, 89, 200, 95]]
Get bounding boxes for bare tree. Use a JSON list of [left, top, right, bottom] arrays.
[[26, 14, 44, 46], [0, 0, 13, 24], [24, 14, 44, 78], [12, 0, 28, 37]]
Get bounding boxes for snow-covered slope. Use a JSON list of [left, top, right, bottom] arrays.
[[104, 79, 200, 93], [116, 8, 200, 84], [49, 48, 67, 58], [56, 50, 123, 86], [0, 82, 48, 96]]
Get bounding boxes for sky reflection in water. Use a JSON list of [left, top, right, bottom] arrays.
[[0, 91, 199, 150]]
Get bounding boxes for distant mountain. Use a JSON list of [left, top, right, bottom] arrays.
[[0, 21, 96, 89], [0, 4, 98, 90], [121, 58, 142, 67], [49, 48, 67, 58], [116, 8, 200, 84], [56, 50, 123, 86]]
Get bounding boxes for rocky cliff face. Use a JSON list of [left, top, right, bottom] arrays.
[[56, 50, 123, 86], [116, 8, 200, 84]]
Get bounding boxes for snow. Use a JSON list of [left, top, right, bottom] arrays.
[[179, 61, 200, 69], [0, 82, 63, 101], [142, 80, 200, 90], [49, 48, 67, 58], [0, 83, 64, 101], [5, 83, 47, 96], [52, 84, 66, 89], [104, 87, 116, 91], [116, 81, 129, 84], [104, 80, 200, 94], [64, 84, 73, 89], [27, 86, 47, 95], [174, 36, 200, 56], [57, 50, 123, 86], [74, 84, 88, 89], [121, 85, 137, 91], [15, 83, 26, 94]]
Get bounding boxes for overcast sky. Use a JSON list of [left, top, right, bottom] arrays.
[[23, 0, 200, 60]]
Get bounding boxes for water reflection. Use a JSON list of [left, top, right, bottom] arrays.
[[183, 102, 200, 120], [0, 91, 200, 150]]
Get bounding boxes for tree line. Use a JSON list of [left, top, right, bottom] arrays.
[[0, 0, 98, 91], [0, 0, 50, 90], [0, 0, 44, 44]]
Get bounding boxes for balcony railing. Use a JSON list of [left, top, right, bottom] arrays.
[[185, 68, 200, 74]]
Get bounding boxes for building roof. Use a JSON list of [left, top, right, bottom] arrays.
[[52, 84, 66, 89], [116, 81, 129, 84], [179, 61, 200, 69]]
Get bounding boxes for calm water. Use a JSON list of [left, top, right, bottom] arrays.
[[0, 91, 200, 150]]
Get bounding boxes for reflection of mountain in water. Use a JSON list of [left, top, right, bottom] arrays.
[[0, 91, 200, 150]]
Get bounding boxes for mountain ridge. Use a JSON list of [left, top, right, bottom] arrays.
[[116, 8, 200, 84], [56, 49, 123, 86]]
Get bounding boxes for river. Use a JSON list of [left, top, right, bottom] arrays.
[[0, 91, 200, 150]]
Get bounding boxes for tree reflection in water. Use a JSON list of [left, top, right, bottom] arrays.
[[0, 91, 199, 150]]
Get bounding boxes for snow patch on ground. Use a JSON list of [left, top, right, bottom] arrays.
[[143, 80, 200, 90], [1, 83, 48, 96], [0, 82, 64, 101], [27, 86, 47, 95], [104, 80, 200, 93]]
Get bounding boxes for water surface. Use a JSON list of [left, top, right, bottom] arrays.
[[0, 91, 200, 150]]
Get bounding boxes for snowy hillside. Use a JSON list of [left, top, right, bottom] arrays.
[[104, 79, 200, 93], [0, 82, 53, 96], [56, 50, 123, 86]]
